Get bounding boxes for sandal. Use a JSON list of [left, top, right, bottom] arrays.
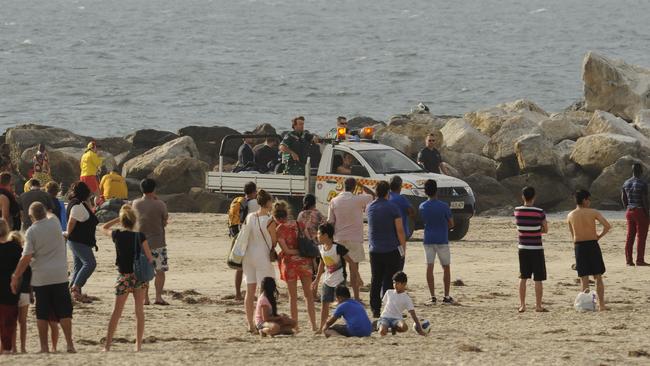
[[153, 300, 170, 306]]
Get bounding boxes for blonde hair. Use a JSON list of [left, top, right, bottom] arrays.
[[257, 189, 273, 207], [272, 200, 290, 220], [9, 231, 24, 246], [119, 204, 138, 230]]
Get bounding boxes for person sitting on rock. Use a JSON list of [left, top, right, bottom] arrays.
[[234, 132, 256, 172], [32, 144, 51, 187], [99, 169, 128, 202], [279, 116, 319, 175]]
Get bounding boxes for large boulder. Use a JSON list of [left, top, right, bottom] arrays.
[[584, 110, 650, 146], [160, 188, 230, 213], [122, 136, 200, 180], [464, 99, 549, 137], [148, 157, 208, 194], [375, 117, 443, 158], [570, 133, 640, 175], [582, 52, 650, 122], [500, 173, 572, 209], [590, 156, 650, 209], [463, 174, 515, 213], [482, 116, 540, 161], [95, 137, 132, 156], [440, 118, 489, 155], [443, 150, 497, 178], [19, 147, 80, 189], [634, 110, 650, 139], [514, 134, 558, 175], [178, 125, 240, 166], [5, 124, 90, 165], [126, 129, 178, 150], [538, 115, 584, 144], [347, 116, 384, 130], [553, 140, 578, 177]]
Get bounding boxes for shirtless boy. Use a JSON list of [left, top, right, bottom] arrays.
[[567, 190, 611, 311]]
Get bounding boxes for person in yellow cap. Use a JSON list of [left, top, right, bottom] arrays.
[[80, 141, 103, 194]]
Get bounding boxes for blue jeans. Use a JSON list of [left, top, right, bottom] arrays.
[[68, 240, 96, 290]]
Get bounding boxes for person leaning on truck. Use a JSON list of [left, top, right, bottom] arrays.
[[279, 116, 319, 175]]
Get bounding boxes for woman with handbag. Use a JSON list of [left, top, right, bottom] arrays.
[[242, 190, 278, 333], [100, 204, 153, 352], [65, 181, 99, 303], [273, 200, 317, 332]]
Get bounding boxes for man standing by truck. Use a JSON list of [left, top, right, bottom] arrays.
[[417, 134, 445, 175], [279, 116, 319, 175], [328, 177, 375, 301]]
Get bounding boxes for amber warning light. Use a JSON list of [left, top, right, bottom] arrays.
[[360, 127, 374, 139], [336, 127, 348, 140]]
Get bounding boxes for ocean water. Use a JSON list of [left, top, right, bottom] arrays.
[[1, 0, 648, 137]]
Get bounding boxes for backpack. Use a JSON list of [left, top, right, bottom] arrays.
[[228, 196, 248, 227]]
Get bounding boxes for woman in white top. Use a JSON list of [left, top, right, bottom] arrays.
[[242, 189, 277, 333]]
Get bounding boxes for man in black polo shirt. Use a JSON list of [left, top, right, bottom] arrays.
[[235, 132, 256, 172], [254, 137, 279, 173], [417, 134, 445, 174]]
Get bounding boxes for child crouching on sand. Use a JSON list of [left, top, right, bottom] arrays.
[[322, 285, 372, 338], [255, 277, 296, 337], [378, 272, 426, 336]]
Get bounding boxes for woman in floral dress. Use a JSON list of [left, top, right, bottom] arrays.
[[273, 200, 316, 332]]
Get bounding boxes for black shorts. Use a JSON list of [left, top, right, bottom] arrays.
[[329, 324, 351, 337], [574, 240, 606, 277], [518, 249, 547, 281], [33, 282, 73, 321]]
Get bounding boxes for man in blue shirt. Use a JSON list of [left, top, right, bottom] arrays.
[[419, 179, 455, 305], [323, 285, 372, 337], [389, 176, 415, 240], [367, 181, 406, 318], [621, 163, 649, 266]]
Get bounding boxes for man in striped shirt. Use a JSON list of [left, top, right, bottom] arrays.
[[621, 163, 649, 266], [514, 186, 548, 313]]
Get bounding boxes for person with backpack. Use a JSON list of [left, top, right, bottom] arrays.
[[228, 182, 259, 301], [100, 205, 153, 352]]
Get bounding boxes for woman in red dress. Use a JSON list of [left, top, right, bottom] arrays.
[[272, 201, 316, 332]]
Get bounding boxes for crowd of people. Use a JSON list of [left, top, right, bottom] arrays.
[[0, 119, 647, 353]]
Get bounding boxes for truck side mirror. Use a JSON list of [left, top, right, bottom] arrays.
[[351, 165, 369, 177]]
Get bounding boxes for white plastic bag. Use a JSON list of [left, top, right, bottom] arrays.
[[574, 289, 597, 312]]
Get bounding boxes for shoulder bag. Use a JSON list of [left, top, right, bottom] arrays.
[[133, 232, 155, 282], [258, 214, 277, 262]]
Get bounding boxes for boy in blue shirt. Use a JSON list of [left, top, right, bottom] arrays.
[[323, 285, 372, 338], [418, 179, 455, 305]]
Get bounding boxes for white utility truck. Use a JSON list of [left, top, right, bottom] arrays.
[[206, 129, 476, 240]]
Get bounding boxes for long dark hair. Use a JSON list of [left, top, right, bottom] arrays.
[[68, 181, 91, 202], [261, 277, 279, 316], [302, 193, 316, 211]]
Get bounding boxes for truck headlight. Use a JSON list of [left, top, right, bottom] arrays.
[[464, 186, 474, 198]]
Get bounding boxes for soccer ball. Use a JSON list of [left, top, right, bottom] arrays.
[[414, 319, 431, 334]]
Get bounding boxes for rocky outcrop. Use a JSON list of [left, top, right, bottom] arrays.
[[570, 133, 640, 175], [553, 140, 578, 177], [538, 115, 584, 144], [582, 52, 650, 121], [126, 129, 179, 150], [634, 110, 650, 139], [376, 113, 444, 157], [584, 110, 650, 146], [463, 174, 515, 213], [160, 188, 230, 213], [465, 99, 548, 137], [19, 147, 80, 189], [149, 157, 208, 194], [500, 173, 572, 209], [122, 136, 200, 180], [347, 116, 383, 130], [440, 118, 489, 155], [482, 116, 540, 161], [443, 150, 497, 178], [178, 126, 239, 167], [514, 134, 558, 175], [590, 156, 650, 209]]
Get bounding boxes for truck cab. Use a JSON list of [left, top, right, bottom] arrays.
[[206, 131, 475, 240]]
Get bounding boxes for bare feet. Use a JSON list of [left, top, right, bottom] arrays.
[[518, 306, 526, 313], [67, 347, 77, 354], [102, 347, 110, 352], [135, 344, 142, 352], [535, 307, 549, 312]]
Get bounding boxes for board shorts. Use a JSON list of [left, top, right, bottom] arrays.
[[321, 281, 345, 303], [575, 240, 606, 277], [518, 249, 547, 281], [339, 240, 365, 263], [33, 282, 73, 321], [18, 293, 31, 307], [424, 244, 451, 266], [378, 317, 402, 329], [80, 175, 99, 193], [151, 247, 169, 272], [115, 273, 147, 296]]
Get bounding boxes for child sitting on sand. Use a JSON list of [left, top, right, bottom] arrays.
[[255, 277, 296, 337], [322, 285, 372, 338], [378, 272, 426, 336], [311, 223, 359, 334]]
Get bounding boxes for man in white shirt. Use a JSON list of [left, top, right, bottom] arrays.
[[327, 178, 375, 300]]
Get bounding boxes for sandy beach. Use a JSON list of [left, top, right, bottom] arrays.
[[6, 212, 650, 366]]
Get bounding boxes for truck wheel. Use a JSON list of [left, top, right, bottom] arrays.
[[448, 218, 470, 241]]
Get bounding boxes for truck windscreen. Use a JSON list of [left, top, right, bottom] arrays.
[[358, 149, 424, 174]]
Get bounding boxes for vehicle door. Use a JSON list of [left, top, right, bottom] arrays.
[[315, 147, 370, 213]]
